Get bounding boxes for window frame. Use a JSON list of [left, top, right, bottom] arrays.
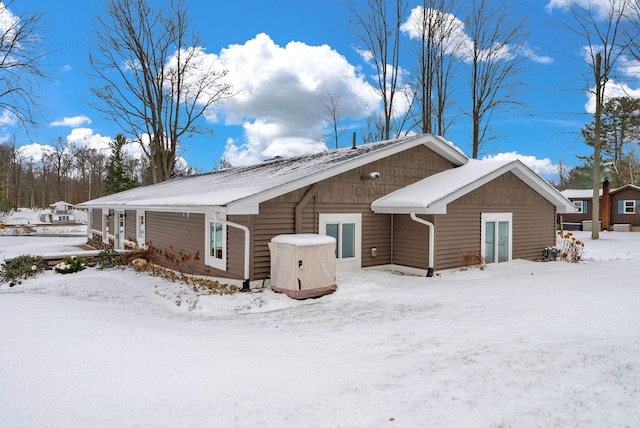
[[481, 212, 513, 264], [205, 212, 227, 271], [319, 213, 362, 271], [573, 200, 586, 214]]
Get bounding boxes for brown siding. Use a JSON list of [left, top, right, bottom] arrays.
[[251, 203, 296, 280], [611, 188, 640, 226], [145, 212, 213, 276], [226, 215, 251, 280], [253, 144, 455, 274], [388, 173, 556, 271], [560, 198, 592, 224], [392, 214, 433, 269]]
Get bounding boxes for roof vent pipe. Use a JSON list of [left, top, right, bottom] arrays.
[[352, 132, 357, 149], [410, 212, 435, 277]]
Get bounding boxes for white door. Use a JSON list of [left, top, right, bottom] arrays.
[[319, 213, 361, 271], [481, 213, 512, 264]]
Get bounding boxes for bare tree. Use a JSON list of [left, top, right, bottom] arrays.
[[404, 0, 462, 136], [464, 0, 529, 159], [349, 0, 409, 141], [561, 0, 633, 239], [0, 1, 48, 129], [322, 92, 348, 149], [89, 0, 232, 183]]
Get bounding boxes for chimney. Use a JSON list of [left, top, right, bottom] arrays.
[[602, 178, 611, 231], [352, 132, 357, 149]]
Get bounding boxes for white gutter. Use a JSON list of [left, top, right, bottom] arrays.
[[213, 213, 251, 289], [410, 212, 435, 277]]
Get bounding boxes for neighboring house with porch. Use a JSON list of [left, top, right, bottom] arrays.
[[78, 134, 574, 288], [560, 179, 640, 231], [39, 201, 78, 224]]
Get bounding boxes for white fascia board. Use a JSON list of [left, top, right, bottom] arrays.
[[77, 203, 226, 215], [227, 134, 468, 215]]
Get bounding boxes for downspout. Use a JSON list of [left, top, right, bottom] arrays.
[[410, 212, 435, 277], [213, 213, 251, 290], [295, 184, 318, 234]]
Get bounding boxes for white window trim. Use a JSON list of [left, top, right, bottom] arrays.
[[623, 200, 636, 214], [205, 212, 227, 271], [319, 213, 362, 271], [136, 210, 146, 246], [573, 200, 584, 213], [481, 212, 513, 264]]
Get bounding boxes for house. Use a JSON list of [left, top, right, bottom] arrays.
[[78, 133, 574, 288], [39, 201, 78, 224], [560, 179, 640, 231]]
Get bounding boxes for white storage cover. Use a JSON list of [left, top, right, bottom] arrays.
[[269, 234, 337, 299]]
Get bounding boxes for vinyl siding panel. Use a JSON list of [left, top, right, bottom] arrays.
[[91, 209, 102, 231], [611, 188, 640, 226], [125, 210, 137, 243], [145, 212, 213, 276], [391, 173, 556, 271]]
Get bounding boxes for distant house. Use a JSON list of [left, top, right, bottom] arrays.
[[39, 201, 78, 224], [78, 134, 574, 288], [560, 179, 640, 231]]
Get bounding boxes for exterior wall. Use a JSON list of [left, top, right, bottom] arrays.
[[91, 209, 102, 231], [125, 210, 137, 243], [145, 212, 211, 276], [252, 145, 455, 279], [560, 198, 592, 225], [392, 172, 555, 271], [610, 188, 640, 226]]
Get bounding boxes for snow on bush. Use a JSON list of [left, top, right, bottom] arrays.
[[54, 255, 87, 274], [556, 230, 584, 262], [0, 255, 46, 287]]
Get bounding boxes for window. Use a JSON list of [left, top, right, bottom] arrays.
[[481, 213, 512, 264], [619, 200, 640, 214], [319, 213, 361, 271], [573, 200, 587, 214], [205, 213, 226, 271]]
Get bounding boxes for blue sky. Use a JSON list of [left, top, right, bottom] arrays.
[[4, 0, 640, 179]]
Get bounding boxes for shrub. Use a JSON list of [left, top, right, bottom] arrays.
[[94, 248, 125, 270], [54, 255, 87, 274], [556, 230, 584, 263], [461, 251, 485, 270], [0, 255, 46, 287]]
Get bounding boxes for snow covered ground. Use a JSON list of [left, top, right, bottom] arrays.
[[1, 231, 639, 427]]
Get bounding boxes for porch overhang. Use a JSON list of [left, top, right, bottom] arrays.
[[371, 159, 576, 215]]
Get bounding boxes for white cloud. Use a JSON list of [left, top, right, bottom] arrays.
[[66, 127, 111, 151], [51, 115, 92, 127], [401, 5, 534, 64], [0, 110, 17, 126], [584, 79, 640, 113], [60, 65, 72, 72], [482, 151, 559, 176], [545, 0, 622, 18], [193, 33, 379, 166], [19, 143, 52, 163]]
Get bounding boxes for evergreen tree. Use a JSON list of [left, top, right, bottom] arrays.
[[582, 96, 640, 186], [104, 135, 138, 195]]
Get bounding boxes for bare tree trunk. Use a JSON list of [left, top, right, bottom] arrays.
[[592, 53, 603, 239]]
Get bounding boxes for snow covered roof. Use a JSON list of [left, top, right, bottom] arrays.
[[610, 184, 640, 195], [560, 189, 602, 199], [371, 159, 576, 214], [78, 134, 468, 215]]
